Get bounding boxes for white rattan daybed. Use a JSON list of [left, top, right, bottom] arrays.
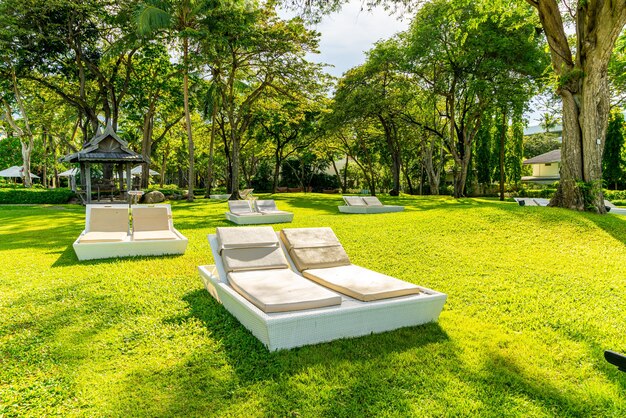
[[225, 200, 294, 224], [73, 204, 188, 261], [338, 196, 404, 214], [198, 226, 446, 351]]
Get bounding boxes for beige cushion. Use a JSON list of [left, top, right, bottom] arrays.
[[344, 196, 366, 206], [132, 207, 170, 231], [132, 230, 178, 241], [362, 196, 383, 206], [280, 228, 351, 271], [89, 207, 129, 232], [280, 227, 341, 250], [289, 246, 351, 271], [228, 269, 341, 313], [80, 231, 128, 243], [222, 247, 289, 272], [216, 226, 278, 254], [228, 200, 254, 215], [303, 264, 421, 302], [255, 200, 290, 215]]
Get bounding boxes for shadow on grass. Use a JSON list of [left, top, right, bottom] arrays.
[[50, 244, 187, 268], [178, 288, 450, 374]]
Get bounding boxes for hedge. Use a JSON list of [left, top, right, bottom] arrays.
[[0, 189, 75, 204]]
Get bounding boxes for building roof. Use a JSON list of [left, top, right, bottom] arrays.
[[523, 149, 561, 165], [61, 124, 147, 164]]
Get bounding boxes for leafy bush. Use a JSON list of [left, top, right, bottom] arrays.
[[603, 189, 626, 201], [0, 188, 75, 204], [309, 173, 339, 192]]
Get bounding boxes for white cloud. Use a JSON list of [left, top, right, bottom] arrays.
[[284, 2, 410, 78]]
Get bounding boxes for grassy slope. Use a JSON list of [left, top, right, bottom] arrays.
[[0, 194, 625, 417]]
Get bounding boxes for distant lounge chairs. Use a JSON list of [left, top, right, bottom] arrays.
[[73, 204, 187, 260], [198, 226, 446, 351], [514, 197, 550, 207], [225, 200, 294, 224], [338, 195, 404, 214]]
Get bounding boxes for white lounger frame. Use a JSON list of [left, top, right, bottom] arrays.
[[198, 234, 446, 351], [338, 196, 404, 214], [73, 204, 188, 261], [225, 201, 294, 225]]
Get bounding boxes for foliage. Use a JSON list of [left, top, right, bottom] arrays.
[[0, 188, 74, 204], [1, 196, 626, 416], [523, 133, 561, 159], [602, 110, 625, 189]]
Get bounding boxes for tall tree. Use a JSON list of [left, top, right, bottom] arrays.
[[402, 0, 545, 197], [137, 0, 209, 201], [525, 0, 626, 212]]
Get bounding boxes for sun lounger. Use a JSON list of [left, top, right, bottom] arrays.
[[78, 205, 129, 244], [280, 227, 421, 301], [198, 226, 446, 351], [514, 198, 538, 207], [73, 204, 187, 260], [225, 200, 293, 224], [215, 226, 340, 313], [605, 350, 626, 372], [338, 195, 404, 214]]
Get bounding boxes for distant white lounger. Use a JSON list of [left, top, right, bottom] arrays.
[[338, 195, 404, 214], [198, 226, 446, 351], [225, 200, 294, 224], [73, 204, 187, 261], [514, 197, 543, 207]]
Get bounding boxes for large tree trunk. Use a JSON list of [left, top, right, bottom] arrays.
[[204, 105, 218, 198], [528, 0, 626, 213], [21, 139, 33, 188], [183, 39, 195, 202]]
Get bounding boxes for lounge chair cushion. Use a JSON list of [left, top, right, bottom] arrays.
[[216, 226, 279, 254], [303, 264, 421, 301], [89, 207, 129, 233], [344, 196, 366, 206], [227, 268, 341, 313], [255, 200, 290, 214], [280, 228, 351, 271], [228, 200, 254, 215], [280, 227, 341, 250], [80, 231, 128, 243], [362, 196, 383, 206], [222, 247, 290, 272], [132, 207, 170, 231], [132, 230, 178, 241]]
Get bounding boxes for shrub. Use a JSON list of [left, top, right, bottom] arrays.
[[0, 188, 75, 204]]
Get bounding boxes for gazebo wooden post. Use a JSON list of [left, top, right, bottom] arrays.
[[126, 164, 132, 202], [117, 164, 124, 194], [85, 163, 92, 204]]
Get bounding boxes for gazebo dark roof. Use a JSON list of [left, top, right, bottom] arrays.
[[62, 124, 147, 163]]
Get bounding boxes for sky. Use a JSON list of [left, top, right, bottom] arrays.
[[301, 2, 410, 78], [282, 1, 544, 125]]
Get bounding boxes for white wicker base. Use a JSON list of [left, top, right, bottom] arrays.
[[73, 229, 188, 260], [338, 205, 404, 214], [198, 234, 446, 351], [225, 212, 294, 224]]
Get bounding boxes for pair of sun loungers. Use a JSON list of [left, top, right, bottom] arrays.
[[198, 226, 446, 350], [226, 200, 294, 224], [339, 196, 404, 214], [73, 204, 188, 260]]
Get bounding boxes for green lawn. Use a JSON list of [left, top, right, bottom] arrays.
[[1, 194, 625, 417]]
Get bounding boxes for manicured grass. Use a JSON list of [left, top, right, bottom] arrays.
[[1, 194, 625, 417]]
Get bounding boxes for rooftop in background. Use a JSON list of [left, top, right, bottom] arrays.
[[523, 149, 561, 165]]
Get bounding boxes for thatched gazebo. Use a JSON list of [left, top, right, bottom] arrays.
[[61, 124, 147, 204]]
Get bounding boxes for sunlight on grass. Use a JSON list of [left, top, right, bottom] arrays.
[[1, 195, 625, 417]]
